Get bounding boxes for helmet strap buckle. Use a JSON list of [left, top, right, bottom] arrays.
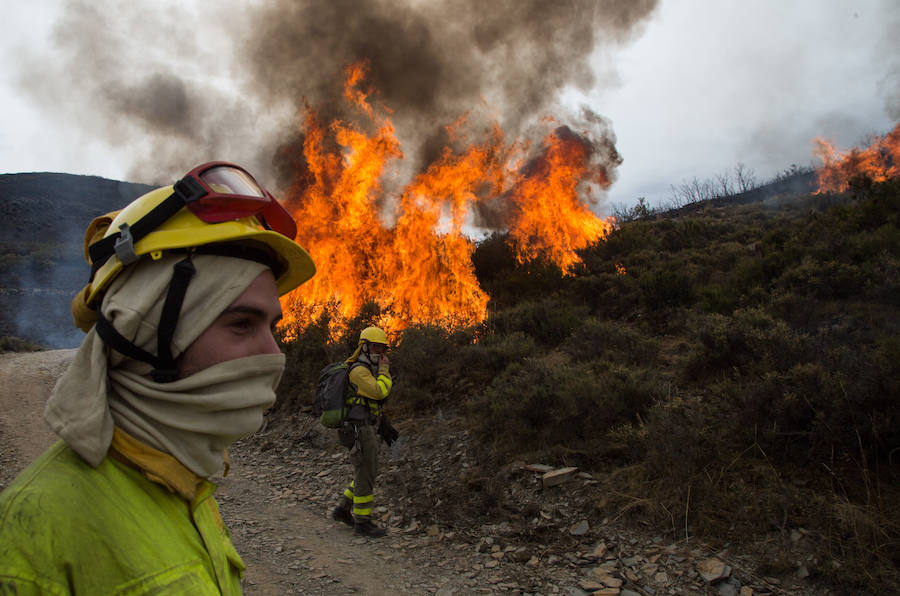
[[174, 176, 208, 203], [113, 223, 139, 266]]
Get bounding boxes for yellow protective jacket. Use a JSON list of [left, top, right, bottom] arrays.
[[0, 429, 245, 595], [347, 359, 392, 417]]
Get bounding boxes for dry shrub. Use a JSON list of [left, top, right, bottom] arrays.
[[561, 318, 659, 366], [0, 335, 45, 352], [681, 307, 806, 380], [389, 324, 459, 415], [491, 298, 589, 347], [604, 382, 900, 593], [824, 495, 900, 592], [467, 354, 662, 467]]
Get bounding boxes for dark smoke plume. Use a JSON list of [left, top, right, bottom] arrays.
[[243, 0, 656, 185], [19, 0, 657, 197]]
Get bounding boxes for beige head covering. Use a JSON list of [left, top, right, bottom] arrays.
[[45, 252, 282, 476]]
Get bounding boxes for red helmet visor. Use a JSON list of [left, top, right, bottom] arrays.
[[176, 162, 297, 240]]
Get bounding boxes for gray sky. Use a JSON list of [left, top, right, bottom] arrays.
[[1, 0, 897, 212]]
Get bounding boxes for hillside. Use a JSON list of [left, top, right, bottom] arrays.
[[0, 173, 155, 347], [272, 175, 899, 594], [1, 171, 898, 593]]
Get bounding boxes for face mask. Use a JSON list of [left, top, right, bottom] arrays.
[[107, 353, 284, 477]]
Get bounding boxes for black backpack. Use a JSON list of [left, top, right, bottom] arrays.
[[314, 362, 356, 428]]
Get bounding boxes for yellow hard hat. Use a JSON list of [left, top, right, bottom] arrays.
[[72, 162, 317, 383], [359, 326, 388, 345], [83, 162, 315, 307]]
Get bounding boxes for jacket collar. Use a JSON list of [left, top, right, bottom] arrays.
[[109, 427, 217, 501]]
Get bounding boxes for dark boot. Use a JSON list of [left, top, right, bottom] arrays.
[[331, 504, 354, 527], [354, 519, 387, 538]]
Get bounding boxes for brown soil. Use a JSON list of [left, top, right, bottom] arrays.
[[1, 349, 835, 595]]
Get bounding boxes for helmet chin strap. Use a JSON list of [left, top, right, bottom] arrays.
[[94, 255, 196, 383], [93, 244, 281, 383]]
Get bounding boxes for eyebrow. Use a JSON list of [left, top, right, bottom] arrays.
[[220, 305, 283, 324]]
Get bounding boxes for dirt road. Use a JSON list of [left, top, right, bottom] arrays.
[[0, 350, 475, 594]]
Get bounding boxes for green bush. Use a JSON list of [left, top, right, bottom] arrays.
[[455, 331, 537, 388], [681, 308, 806, 380], [491, 298, 589, 347], [698, 275, 769, 314], [777, 257, 867, 299], [468, 356, 662, 466], [561, 317, 659, 366], [389, 324, 466, 415], [639, 267, 696, 309], [571, 272, 643, 319]]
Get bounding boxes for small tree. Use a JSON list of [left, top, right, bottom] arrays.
[[734, 162, 757, 192]]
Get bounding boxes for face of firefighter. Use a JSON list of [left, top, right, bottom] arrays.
[[365, 341, 387, 365], [177, 270, 283, 378]]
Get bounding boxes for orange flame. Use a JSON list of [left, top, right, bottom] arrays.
[[814, 122, 900, 192], [280, 62, 614, 338], [508, 126, 614, 271]]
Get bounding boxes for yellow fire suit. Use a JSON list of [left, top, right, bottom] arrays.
[[0, 429, 244, 595], [339, 358, 392, 520]]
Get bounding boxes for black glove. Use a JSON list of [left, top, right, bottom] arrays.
[[378, 416, 400, 446]]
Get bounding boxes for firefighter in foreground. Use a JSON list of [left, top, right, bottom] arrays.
[[0, 162, 315, 593], [332, 326, 397, 537]]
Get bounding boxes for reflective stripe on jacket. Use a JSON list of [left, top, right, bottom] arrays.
[[0, 430, 244, 595], [347, 360, 392, 416]]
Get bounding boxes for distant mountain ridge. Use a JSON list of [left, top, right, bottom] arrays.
[[669, 170, 818, 216], [0, 172, 156, 245], [0, 172, 156, 347]]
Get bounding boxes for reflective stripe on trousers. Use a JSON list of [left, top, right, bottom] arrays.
[[341, 423, 379, 521]]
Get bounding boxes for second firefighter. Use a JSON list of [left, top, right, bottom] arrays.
[[332, 326, 394, 537]]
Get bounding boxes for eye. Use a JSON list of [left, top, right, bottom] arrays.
[[229, 317, 253, 331]]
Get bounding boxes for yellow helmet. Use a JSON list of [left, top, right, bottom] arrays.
[[359, 326, 388, 345], [84, 187, 314, 306], [81, 162, 315, 308], [71, 162, 316, 382]]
